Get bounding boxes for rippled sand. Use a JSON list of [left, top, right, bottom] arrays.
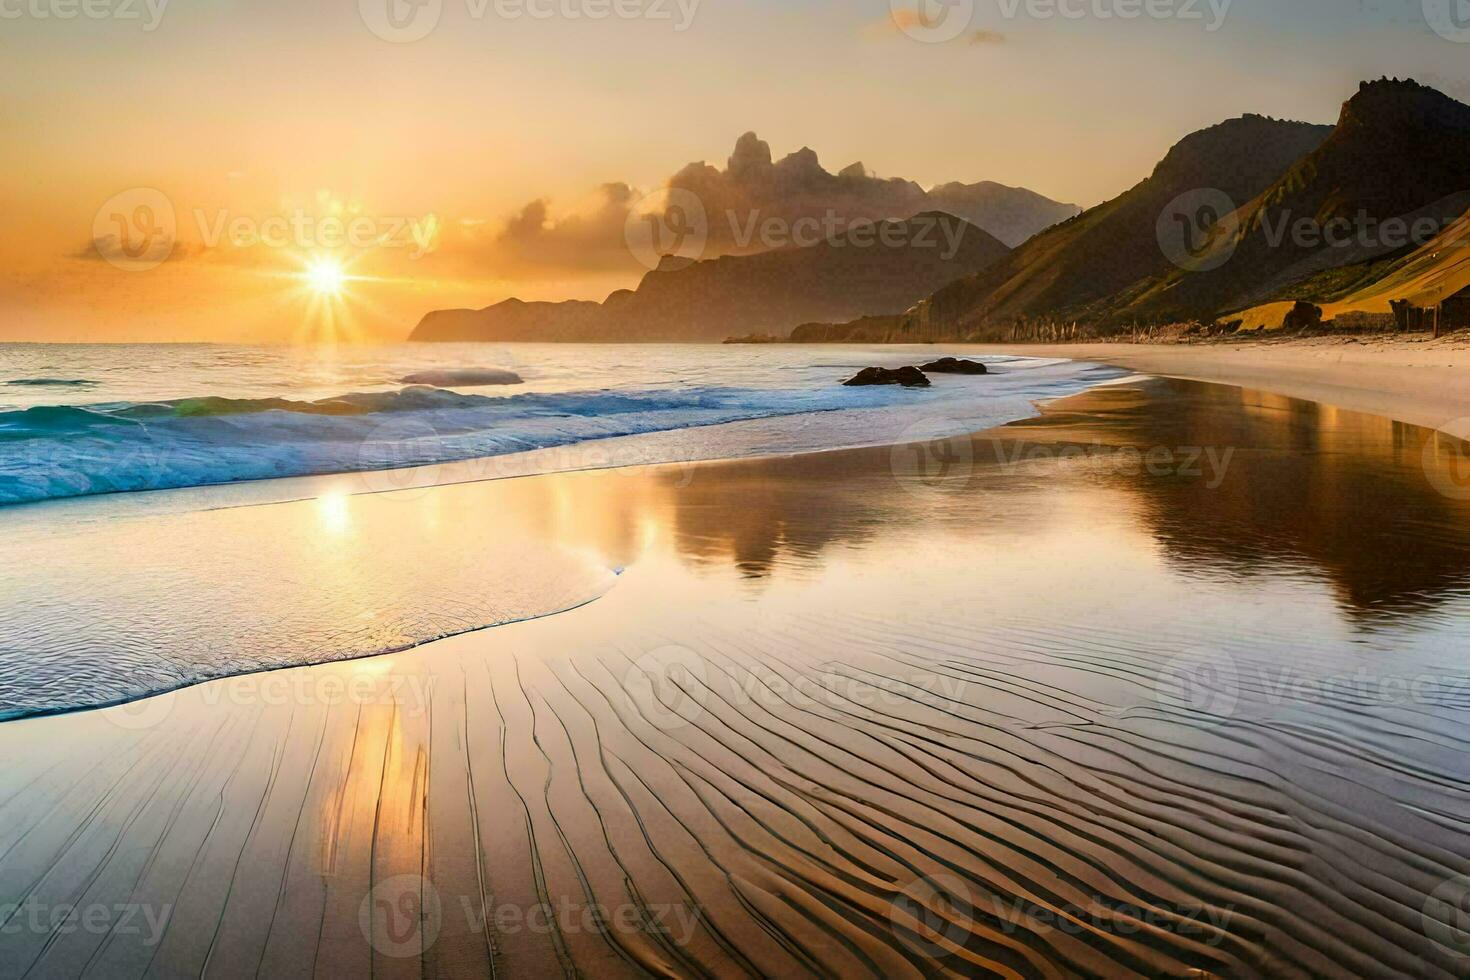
[[2, 378, 1469, 978]]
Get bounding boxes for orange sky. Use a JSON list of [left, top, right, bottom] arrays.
[[2, 0, 1466, 342]]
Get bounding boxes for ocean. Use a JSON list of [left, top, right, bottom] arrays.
[[0, 342, 1122, 719], [0, 343, 1120, 508]]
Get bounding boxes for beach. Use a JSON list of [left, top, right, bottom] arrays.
[[2, 369, 1468, 978], [979, 334, 1470, 441], [11, 5, 1470, 977]]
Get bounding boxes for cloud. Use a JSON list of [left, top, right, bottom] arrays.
[[444, 182, 642, 279], [436, 139, 935, 277], [661, 133, 932, 255], [423, 130, 1075, 282], [76, 236, 205, 266], [866, 9, 914, 37]]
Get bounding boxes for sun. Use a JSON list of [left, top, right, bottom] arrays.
[[281, 251, 393, 342], [304, 257, 347, 296]]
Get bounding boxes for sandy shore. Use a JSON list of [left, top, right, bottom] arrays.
[[978, 334, 1470, 440], [1, 376, 1469, 978]]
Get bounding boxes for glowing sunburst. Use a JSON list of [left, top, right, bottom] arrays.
[[276, 250, 408, 343], [304, 257, 347, 296]]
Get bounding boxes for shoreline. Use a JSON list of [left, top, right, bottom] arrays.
[[5, 336, 1469, 723], [2, 375, 1468, 976], [0, 354, 1459, 725]]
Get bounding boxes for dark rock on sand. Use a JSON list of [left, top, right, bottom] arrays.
[[843, 366, 931, 388], [919, 357, 988, 375], [1282, 301, 1324, 331]]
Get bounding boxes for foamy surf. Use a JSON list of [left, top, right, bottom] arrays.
[[0, 346, 1120, 507]]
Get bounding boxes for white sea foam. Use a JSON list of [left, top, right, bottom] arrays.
[[0, 344, 1120, 508]]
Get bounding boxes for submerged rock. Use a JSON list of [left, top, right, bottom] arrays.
[[842, 366, 931, 388], [399, 369, 523, 387], [919, 357, 988, 375]]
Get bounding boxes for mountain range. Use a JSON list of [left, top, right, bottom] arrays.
[[804, 78, 1470, 342], [413, 80, 1470, 345], [413, 213, 1012, 343], [411, 135, 1076, 343]]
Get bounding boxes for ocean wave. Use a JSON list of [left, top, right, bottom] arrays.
[[0, 383, 916, 506]]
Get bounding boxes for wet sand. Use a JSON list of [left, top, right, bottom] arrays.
[[979, 337, 1470, 440], [2, 378, 1470, 978]]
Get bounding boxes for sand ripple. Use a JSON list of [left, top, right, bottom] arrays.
[[0, 588, 1465, 979]]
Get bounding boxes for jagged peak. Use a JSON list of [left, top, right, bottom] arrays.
[[727, 132, 773, 179], [1337, 77, 1470, 132]]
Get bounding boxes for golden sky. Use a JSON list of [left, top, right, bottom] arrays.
[[2, 0, 1466, 342]]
